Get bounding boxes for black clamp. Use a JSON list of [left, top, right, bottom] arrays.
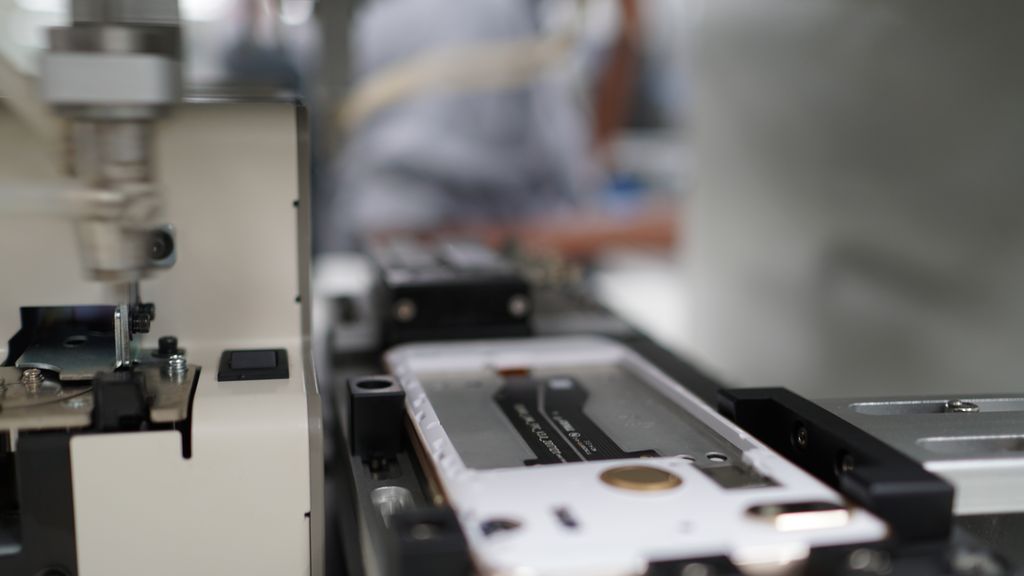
[[348, 375, 406, 463], [92, 370, 151, 432], [391, 507, 470, 576], [718, 387, 954, 543]]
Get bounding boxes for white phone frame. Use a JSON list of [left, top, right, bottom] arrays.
[[387, 336, 887, 576]]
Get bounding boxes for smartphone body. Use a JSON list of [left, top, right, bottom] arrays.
[[386, 336, 887, 575]]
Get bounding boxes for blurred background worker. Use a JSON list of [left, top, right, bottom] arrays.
[[321, 0, 681, 258]]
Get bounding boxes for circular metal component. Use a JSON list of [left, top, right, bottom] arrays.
[[945, 399, 980, 413], [507, 294, 530, 318], [600, 465, 683, 492], [21, 368, 45, 393], [167, 354, 187, 376], [706, 452, 728, 463], [394, 299, 417, 323], [370, 486, 414, 527], [150, 228, 175, 262]]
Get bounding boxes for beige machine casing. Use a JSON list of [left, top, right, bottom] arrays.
[[0, 100, 323, 576]]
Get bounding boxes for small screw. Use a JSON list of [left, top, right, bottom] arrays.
[[793, 424, 809, 450], [21, 368, 44, 393], [394, 299, 417, 323], [168, 354, 187, 376], [508, 294, 530, 318], [945, 399, 980, 413]]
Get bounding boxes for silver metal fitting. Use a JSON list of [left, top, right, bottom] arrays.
[[167, 354, 187, 376], [508, 294, 530, 318], [945, 399, 980, 413], [21, 368, 45, 393]]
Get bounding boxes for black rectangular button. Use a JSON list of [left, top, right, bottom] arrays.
[[218, 349, 289, 381], [230, 350, 278, 370]]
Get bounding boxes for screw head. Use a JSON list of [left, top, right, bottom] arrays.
[[508, 294, 530, 318], [394, 299, 417, 323], [21, 368, 44, 393], [945, 399, 980, 413], [792, 424, 809, 450]]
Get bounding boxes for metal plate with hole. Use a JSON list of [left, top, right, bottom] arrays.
[[16, 327, 117, 381], [0, 363, 198, 431]]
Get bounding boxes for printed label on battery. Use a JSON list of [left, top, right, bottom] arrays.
[[494, 376, 658, 466]]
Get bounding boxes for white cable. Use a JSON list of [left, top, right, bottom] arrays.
[[337, 24, 579, 134]]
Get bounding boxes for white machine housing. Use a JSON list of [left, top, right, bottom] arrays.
[[0, 99, 323, 576]]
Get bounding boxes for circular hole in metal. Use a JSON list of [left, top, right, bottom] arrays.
[[481, 518, 521, 537], [63, 335, 88, 348], [706, 452, 728, 463], [357, 379, 392, 390], [678, 454, 696, 463]]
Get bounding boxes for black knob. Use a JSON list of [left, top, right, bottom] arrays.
[[158, 336, 179, 357]]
